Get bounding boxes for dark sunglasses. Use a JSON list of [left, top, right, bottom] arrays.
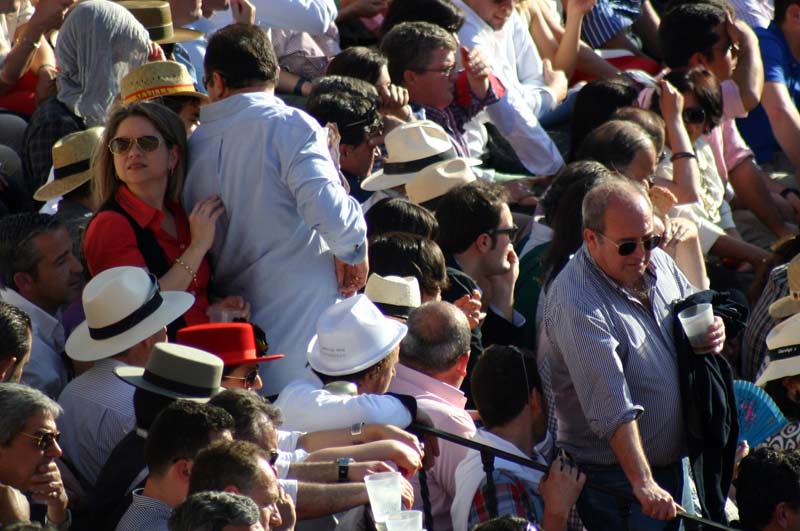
[[223, 369, 260, 389], [108, 135, 161, 155], [268, 449, 280, 467], [596, 232, 662, 256], [19, 430, 60, 451], [682, 107, 706, 125], [489, 224, 519, 240]]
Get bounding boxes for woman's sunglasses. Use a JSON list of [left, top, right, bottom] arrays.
[[682, 107, 706, 125], [223, 369, 260, 389], [596, 232, 662, 256], [108, 135, 162, 154]]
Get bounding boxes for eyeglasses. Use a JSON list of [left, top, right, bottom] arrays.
[[489, 224, 519, 241], [596, 232, 661, 256], [108, 135, 161, 154], [682, 107, 706, 125], [268, 449, 280, 467], [416, 64, 457, 77], [18, 430, 60, 451], [223, 369, 259, 389]]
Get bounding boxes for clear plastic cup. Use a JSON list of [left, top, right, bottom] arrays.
[[207, 307, 247, 322], [364, 471, 402, 526], [385, 510, 423, 531], [678, 303, 714, 352]]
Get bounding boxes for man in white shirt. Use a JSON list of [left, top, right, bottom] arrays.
[[0, 213, 83, 398]]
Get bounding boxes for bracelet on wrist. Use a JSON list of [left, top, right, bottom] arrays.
[[670, 151, 696, 162], [293, 78, 308, 96], [16, 36, 41, 49], [174, 257, 198, 287]]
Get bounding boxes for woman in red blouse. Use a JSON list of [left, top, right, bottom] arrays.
[[84, 101, 247, 328]]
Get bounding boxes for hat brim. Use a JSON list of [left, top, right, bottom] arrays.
[[33, 171, 91, 201], [65, 291, 194, 362], [306, 320, 407, 377], [361, 157, 482, 192], [114, 365, 221, 402], [769, 295, 800, 320], [225, 353, 285, 365], [756, 357, 800, 387], [156, 27, 204, 44], [123, 86, 208, 105]]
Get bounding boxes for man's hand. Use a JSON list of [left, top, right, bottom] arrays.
[[34, 64, 57, 104], [487, 248, 520, 322], [275, 486, 296, 531], [542, 59, 568, 103], [658, 79, 684, 127], [699, 315, 726, 355], [377, 83, 412, 122], [566, 0, 596, 18], [632, 478, 681, 521], [334, 256, 369, 297], [230, 0, 255, 25], [452, 289, 485, 330], [28, 0, 74, 33], [461, 46, 490, 100], [400, 476, 414, 509], [538, 455, 586, 522], [366, 424, 423, 456], [502, 179, 538, 206], [29, 462, 68, 525], [348, 461, 393, 482]]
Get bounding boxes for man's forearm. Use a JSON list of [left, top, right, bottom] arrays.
[[731, 22, 763, 111], [0, 23, 46, 94], [288, 461, 339, 483], [295, 482, 369, 519], [608, 420, 654, 489]]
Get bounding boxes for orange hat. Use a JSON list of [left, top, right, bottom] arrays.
[[176, 323, 284, 366]]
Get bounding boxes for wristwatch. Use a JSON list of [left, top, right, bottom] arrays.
[[337, 457, 354, 482], [350, 421, 365, 438]]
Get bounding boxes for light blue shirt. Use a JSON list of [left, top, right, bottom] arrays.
[[184, 92, 367, 396]]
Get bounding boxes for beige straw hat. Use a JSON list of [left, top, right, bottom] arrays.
[[118, 1, 203, 44], [364, 274, 421, 320], [33, 127, 104, 201], [405, 158, 477, 205], [121, 61, 208, 104], [769, 255, 800, 320]]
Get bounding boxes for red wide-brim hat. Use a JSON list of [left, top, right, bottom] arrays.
[[176, 322, 284, 366]]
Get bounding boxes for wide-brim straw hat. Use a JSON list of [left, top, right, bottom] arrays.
[[176, 322, 284, 366], [360, 120, 480, 192], [118, 1, 203, 44], [115, 342, 224, 401], [307, 294, 407, 376], [769, 255, 800, 320], [364, 274, 421, 320], [756, 311, 800, 386], [405, 157, 477, 205], [121, 61, 208, 104], [34, 127, 104, 201], [66, 266, 194, 361]]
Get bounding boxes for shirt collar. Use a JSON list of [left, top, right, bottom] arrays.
[[579, 244, 659, 294], [116, 185, 164, 229], [393, 363, 467, 409], [199, 91, 280, 124], [130, 489, 173, 513], [0, 288, 62, 337]]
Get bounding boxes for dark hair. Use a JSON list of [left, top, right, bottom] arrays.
[[659, 3, 726, 68], [209, 388, 283, 446], [381, 0, 465, 35], [154, 94, 203, 118], [775, 0, 800, 25], [435, 181, 509, 255], [400, 301, 470, 373], [765, 378, 800, 421], [169, 491, 260, 531], [306, 76, 382, 146], [365, 198, 439, 239], [0, 303, 32, 378], [658, 67, 723, 132], [472, 516, 529, 531], [368, 231, 449, 298], [569, 78, 638, 159], [470, 345, 541, 429], [0, 213, 64, 291], [326, 47, 388, 85], [144, 401, 234, 476], [133, 387, 176, 430], [205, 24, 279, 89], [189, 439, 271, 495], [380, 21, 458, 85], [540, 161, 612, 227], [574, 120, 656, 176], [736, 448, 800, 530], [612, 107, 666, 155]]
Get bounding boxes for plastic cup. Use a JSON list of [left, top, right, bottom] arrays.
[[364, 471, 402, 526], [385, 510, 423, 531], [678, 303, 714, 352], [207, 307, 247, 323]]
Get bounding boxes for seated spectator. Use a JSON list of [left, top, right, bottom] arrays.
[[736, 447, 800, 531], [364, 274, 421, 321], [187, 440, 286, 530], [176, 322, 284, 393], [0, 303, 32, 383], [169, 491, 263, 531], [305, 75, 383, 203], [365, 198, 439, 239], [388, 301, 475, 531], [120, 61, 209, 135], [0, 213, 83, 398], [755, 310, 800, 422], [575, 119, 659, 184], [0, 383, 70, 528], [381, 0, 465, 36], [58, 266, 193, 487], [582, 0, 661, 59], [84, 102, 246, 333], [405, 158, 477, 212], [116, 400, 235, 531], [568, 77, 639, 159], [21, 0, 151, 197], [274, 295, 417, 432], [451, 346, 585, 531]]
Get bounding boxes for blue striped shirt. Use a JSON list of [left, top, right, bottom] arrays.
[[741, 264, 788, 382], [542, 245, 692, 466], [581, 0, 642, 49], [115, 489, 171, 531]]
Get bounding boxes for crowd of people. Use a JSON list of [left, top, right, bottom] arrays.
[[4, 0, 800, 530]]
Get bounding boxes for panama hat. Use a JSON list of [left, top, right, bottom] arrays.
[[360, 120, 480, 192], [176, 323, 284, 366], [769, 255, 800, 320], [118, 1, 203, 44], [33, 127, 104, 201], [364, 274, 421, 320], [115, 342, 224, 401], [307, 294, 407, 376], [756, 312, 800, 386], [405, 158, 477, 205], [66, 266, 194, 362], [121, 61, 208, 104]]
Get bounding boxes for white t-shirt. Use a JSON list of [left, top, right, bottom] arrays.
[[0, 0, 34, 68]]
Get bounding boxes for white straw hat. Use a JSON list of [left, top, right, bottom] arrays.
[[307, 294, 407, 376], [405, 158, 477, 205], [756, 312, 800, 386], [769, 255, 800, 320], [66, 266, 194, 361], [364, 274, 421, 319]]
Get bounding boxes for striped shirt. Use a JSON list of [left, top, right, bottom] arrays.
[[741, 263, 788, 381], [115, 489, 171, 531], [581, 0, 642, 49], [542, 245, 693, 466]]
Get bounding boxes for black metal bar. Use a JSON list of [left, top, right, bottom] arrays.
[[480, 450, 499, 519], [409, 423, 738, 531], [418, 466, 434, 531]]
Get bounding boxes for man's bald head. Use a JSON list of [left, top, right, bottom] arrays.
[[400, 301, 470, 375]]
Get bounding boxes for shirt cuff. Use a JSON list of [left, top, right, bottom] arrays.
[[591, 406, 644, 441], [488, 305, 527, 327], [278, 479, 299, 504], [336, 241, 367, 265]]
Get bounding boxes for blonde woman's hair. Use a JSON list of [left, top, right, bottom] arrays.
[[92, 101, 188, 209]]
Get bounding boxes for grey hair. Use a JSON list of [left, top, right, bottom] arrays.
[[0, 383, 62, 446], [209, 388, 282, 446], [169, 491, 260, 531], [575, 119, 656, 176], [400, 301, 471, 374], [582, 177, 652, 233]]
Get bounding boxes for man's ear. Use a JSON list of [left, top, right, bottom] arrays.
[[687, 51, 709, 70], [402, 69, 417, 90], [12, 272, 35, 296], [474, 232, 492, 255], [222, 485, 242, 495], [0, 356, 16, 382]]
